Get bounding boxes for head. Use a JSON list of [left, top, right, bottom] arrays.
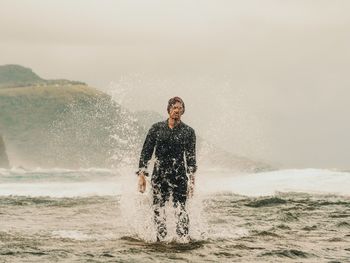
[[167, 96, 185, 120]]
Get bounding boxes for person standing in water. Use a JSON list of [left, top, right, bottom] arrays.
[[136, 97, 197, 241]]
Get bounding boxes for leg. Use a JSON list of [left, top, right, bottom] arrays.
[[172, 179, 189, 238], [152, 179, 170, 241], [174, 202, 189, 237], [153, 203, 167, 241]]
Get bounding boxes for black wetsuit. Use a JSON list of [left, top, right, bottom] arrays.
[[137, 120, 197, 240]]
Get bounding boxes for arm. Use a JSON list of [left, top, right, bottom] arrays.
[[186, 129, 197, 175], [137, 124, 157, 175], [186, 129, 197, 197], [137, 124, 157, 193]]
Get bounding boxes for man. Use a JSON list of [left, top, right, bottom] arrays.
[[136, 97, 197, 241]]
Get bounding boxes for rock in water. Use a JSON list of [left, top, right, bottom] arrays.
[[0, 134, 10, 168]]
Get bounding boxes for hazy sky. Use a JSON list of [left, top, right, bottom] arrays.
[[1, 0, 350, 169]]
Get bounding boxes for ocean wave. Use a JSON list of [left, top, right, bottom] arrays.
[[0, 167, 120, 183], [245, 197, 287, 207], [0, 168, 349, 197], [1, 193, 349, 262], [259, 249, 315, 259]]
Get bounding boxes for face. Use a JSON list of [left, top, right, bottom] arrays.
[[169, 102, 184, 120]]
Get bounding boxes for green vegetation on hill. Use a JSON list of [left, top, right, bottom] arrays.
[[0, 65, 142, 168], [0, 65, 43, 86], [0, 64, 85, 88], [0, 84, 142, 168]]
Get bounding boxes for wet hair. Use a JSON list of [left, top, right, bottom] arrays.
[[167, 96, 185, 114]]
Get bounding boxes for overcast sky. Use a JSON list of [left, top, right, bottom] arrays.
[[1, 0, 350, 169]]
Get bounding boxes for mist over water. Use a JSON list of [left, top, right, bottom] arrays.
[[102, 76, 268, 164], [1, 84, 350, 262]]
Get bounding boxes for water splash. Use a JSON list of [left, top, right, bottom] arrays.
[[47, 93, 142, 168], [119, 171, 208, 243]]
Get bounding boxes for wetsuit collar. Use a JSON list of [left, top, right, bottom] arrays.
[[166, 118, 183, 130]]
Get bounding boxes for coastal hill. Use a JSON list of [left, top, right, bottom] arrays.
[[0, 65, 142, 168], [0, 64, 84, 88], [0, 65, 270, 171]]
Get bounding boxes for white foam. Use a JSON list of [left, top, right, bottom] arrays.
[[0, 168, 349, 197], [198, 168, 350, 196], [52, 230, 91, 240], [0, 167, 118, 175], [0, 182, 122, 197]]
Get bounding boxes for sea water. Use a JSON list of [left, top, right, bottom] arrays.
[[0, 167, 349, 262]]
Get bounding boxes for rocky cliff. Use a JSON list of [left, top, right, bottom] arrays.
[[0, 135, 10, 168]]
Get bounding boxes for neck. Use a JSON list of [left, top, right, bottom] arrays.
[[168, 117, 181, 129]]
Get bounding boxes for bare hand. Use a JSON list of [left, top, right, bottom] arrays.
[[138, 173, 147, 193], [187, 175, 195, 198]]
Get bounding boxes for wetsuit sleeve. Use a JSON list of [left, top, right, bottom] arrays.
[[186, 129, 197, 175], [136, 124, 157, 176]]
